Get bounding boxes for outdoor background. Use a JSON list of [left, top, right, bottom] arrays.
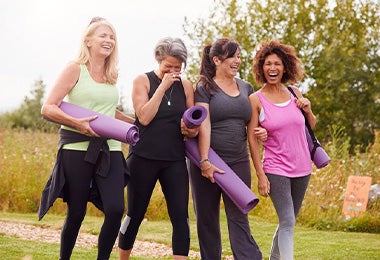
[[0, 0, 379, 259]]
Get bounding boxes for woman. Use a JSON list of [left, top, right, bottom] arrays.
[[248, 39, 316, 260], [117, 37, 198, 260], [39, 17, 131, 260], [189, 38, 265, 260]]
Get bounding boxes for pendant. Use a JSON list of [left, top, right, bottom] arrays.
[[168, 101, 171, 106]]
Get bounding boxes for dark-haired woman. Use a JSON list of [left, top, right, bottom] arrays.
[[189, 38, 265, 260], [248, 39, 316, 260]]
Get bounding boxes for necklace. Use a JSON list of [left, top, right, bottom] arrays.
[[164, 86, 174, 106]]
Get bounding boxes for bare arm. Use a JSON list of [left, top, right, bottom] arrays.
[[41, 62, 99, 137], [133, 72, 180, 126], [247, 93, 270, 197], [293, 87, 317, 129], [196, 102, 224, 183], [115, 109, 135, 124]]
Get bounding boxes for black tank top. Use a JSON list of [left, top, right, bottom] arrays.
[[131, 71, 187, 161]]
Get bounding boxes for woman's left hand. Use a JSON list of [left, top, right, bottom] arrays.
[[180, 119, 199, 139], [295, 97, 312, 113]]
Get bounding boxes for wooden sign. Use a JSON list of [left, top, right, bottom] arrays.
[[342, 176, 372, 219]]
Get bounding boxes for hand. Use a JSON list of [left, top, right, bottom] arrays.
[[77, 115, 100, 137], [200, 162, 224, 183], [160, 72, 181, 91], [257, 175, 270, 197], [254, 127, 268, 142], [295, 97, 312, 113], [180, 119, 199, 139]]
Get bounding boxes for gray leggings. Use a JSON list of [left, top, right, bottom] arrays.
[[266, 173, 310, 260]]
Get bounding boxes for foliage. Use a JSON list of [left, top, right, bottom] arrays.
[[183, 0, 380, 151], [1, 129, 379, 234], [0, 79, 59, 133]]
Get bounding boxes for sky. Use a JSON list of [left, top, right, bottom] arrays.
[[0, 0, 215, 113]]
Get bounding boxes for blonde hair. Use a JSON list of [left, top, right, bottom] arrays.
[[75, 17, 119, 85]]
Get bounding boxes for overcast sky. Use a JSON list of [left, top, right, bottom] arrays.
[[0, 0, 214, 112]]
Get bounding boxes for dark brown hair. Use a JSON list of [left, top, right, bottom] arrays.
[[252, 39, 305, 86], [197, 38, 240, 91]]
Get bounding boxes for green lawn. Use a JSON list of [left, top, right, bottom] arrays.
[[0, 212, 379, 259]]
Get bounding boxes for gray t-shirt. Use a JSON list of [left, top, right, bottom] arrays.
[[195, 78, 254, 164]]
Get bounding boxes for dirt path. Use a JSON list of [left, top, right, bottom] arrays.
[[0, 220, 202, 259]]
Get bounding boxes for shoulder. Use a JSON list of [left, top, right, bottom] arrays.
[[236, 77, 252, 87], [249, 89, 262, 103], [63, 62, 81, 75], [288, 85, 303, 98], [236, 77, 254, 93], [181, 78, 194, 91], [133, 73, 149, 85]]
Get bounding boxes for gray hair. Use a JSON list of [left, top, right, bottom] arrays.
[[154, 37, 188, 68]]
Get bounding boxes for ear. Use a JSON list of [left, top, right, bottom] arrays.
[[85, 39, 92, 48], [212, 56, 221, 66]]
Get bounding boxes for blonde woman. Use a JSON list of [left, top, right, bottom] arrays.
[[39, 17, 131, 260]]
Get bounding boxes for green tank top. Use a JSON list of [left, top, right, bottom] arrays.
[[62, 64, 121, 151]]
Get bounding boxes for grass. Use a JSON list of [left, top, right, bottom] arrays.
[[0, 128, 379, 259], [0, 212, 379, 260]]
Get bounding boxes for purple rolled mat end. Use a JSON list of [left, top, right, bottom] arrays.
[[182, 105, 208, 129], [305, 128, 330, 168], [313, 147, 330, 169], [126, 128, 139, 146]]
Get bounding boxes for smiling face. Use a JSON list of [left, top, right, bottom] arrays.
[[214, 49, 241, 78], [86, 24, 115, 58], [158, 55, 183, 75], [263, 53, 284, 86]]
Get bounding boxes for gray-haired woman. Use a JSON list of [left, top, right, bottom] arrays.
[[118, 37, 198, 260]]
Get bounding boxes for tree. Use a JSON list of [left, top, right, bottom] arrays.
[[183, 0, 380, 150], [0, 79, 58, 132]]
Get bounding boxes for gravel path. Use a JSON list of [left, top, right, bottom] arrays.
[[0, 220, 203, 259]]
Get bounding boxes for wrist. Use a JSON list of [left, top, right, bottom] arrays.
[[199, 158, 209, 164], [201, 162, 212, 171]]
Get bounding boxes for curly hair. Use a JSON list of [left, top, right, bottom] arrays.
[[252, 39, 305, 86]]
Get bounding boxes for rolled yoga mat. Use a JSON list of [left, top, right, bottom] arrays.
[[182, 105, 208, 129], [56, 101, 139, 145], [182, 106, 259, 214], [305, 129, 330, 169]]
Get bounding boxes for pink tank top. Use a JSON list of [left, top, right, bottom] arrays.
[[257, 91, 312, 177]]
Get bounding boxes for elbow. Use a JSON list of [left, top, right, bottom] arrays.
[[41, 104, 48, 118], [138, 118, 150, 126]]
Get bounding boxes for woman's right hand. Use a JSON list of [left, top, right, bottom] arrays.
[[257, 174, 270, 197], [76, 115, 100, 137], [160, 72, 181, 91], [254, 127, 268, 142]]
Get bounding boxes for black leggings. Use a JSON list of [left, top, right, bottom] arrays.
[[60, 150, 125, 260], [118, 154, 190, 256]]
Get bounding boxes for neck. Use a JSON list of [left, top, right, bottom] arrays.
[[154, 69, 164, 79], [213, 73, 235, 86], [264, 83, 285, 93]]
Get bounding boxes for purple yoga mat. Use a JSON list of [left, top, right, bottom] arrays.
[[182, 105, 207, 129], [182, 106, 259, 214], [55, 101, 139, 145], [305, 129, 330, 169], [185, 138, 259, 214]]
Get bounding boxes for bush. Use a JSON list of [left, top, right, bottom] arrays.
[[0, 127, 379, 233]]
